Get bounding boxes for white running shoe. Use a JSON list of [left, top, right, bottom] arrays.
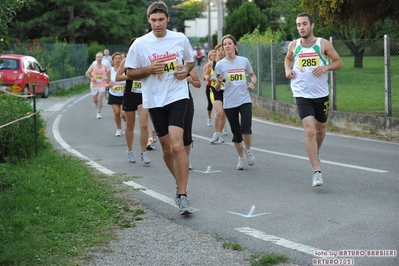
[[178, 195, 193, 215], [146, 139, 155, 150], [210, 132, 219, 144], [237, 156, 246, 170], [127, 151, 136, 163], [152, 131, 158, 144], [140, 152, 151, 164], [312, 171, 323, 187], [96, 113, 102, 119], [115, 129, 122, 136], [217, 134, 225, 143], [207, 118, 212, 127], [244, 149, 255, 166]]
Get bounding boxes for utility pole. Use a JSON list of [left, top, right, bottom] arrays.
[[208, 0, 211, 47], [217, 0, 223, 43]]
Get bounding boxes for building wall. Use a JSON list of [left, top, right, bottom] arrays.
[[184, 7, 218, 39]]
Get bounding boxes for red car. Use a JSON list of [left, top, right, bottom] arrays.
[[0, 54, 50, 98]]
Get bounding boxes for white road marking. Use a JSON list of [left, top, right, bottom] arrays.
[[54, 114, 196, 210], [228, 205, 270, 218], [193, 165, 222, 173], [53, 115, 114, 176], [123, 181, 198, 210], [252, 118, 399, 146], [235, 227, 325, 256], [50, 93, 391, 260], [192, 134, 389, 173]]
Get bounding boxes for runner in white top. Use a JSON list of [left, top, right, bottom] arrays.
[[214, 34, 257, 170], [284, 13, 343, 187], [106, 52, 125, 137], [124, 1, 195, 215]]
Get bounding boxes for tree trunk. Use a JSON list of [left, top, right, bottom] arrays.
[[353, 49, 365, 68], [69, 9, 75, 44], [343, 40, 365, 68]]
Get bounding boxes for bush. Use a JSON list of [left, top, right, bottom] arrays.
[[88, 41, 106, 65], [0, 93, 50, 163], [7, 39, 88, 81]]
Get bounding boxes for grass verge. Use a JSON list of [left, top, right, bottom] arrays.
[[252, 102, 399, 142], [0, 149, 143, 265], [52, 83, 90, 97]]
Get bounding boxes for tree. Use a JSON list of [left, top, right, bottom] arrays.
[[0, 0, 31, 53], [226, 0, 280, 31], [224, 2, 268, 41], [271, 0, 301, 40], [8, 0, 147, 45], [147, 0, 205, 33], [178, 0, 206, 33], [301, 0, 399, 68]]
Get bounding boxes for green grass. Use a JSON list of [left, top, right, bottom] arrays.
[[0, 149, 143, 265], [216, 236, 289, 265], [51, 82, 90, 97], [250, 252, 290, 266], [261, 56, 399, 117], [222, 240, 244, 251]]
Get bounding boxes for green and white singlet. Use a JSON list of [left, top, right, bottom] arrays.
[[291, 38, 329, 99]]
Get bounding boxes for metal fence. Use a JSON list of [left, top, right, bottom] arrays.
[[3, 42, 88, 81], [238, 35, 399, 117], [2, 37, 398, 117]]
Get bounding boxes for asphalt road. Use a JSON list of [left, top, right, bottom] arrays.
[[38, 76, 399, 266]]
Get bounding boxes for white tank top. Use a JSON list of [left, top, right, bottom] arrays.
[[109, 67, 125, 97], [291, 38, 329, 98]]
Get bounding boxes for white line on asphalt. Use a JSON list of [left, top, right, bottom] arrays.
[[123, 181, 198, 212], [53, 115, 114, 176], [252, 118, 399, 146], [53, 114, 197, 211], [235, 227, 325, 256], [192, 134, 389, 173]]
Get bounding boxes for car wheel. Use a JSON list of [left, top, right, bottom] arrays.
[[23, 85, 29, 95], [41, 84, 50, 98]]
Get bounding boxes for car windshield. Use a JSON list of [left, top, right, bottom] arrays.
[[0, 59, 19, 70]]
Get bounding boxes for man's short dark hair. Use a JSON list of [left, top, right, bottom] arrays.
[[297, 13, 314, 24], [147, 1, 169, 18]]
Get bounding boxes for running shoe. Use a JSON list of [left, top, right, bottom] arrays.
[[96, 113, 102, 119], [245, 149, 255, 166], [178, 195, 193, 215], [140, 152, 151, 164], [127, 150, 136, 163], [175, 187, 189, 205], [312, 171, 323, 187], [217, 134, 225, 143], [175, 188, 179, 205], [237, 156, 247, 170], [210, 132, 220, 144], [152, 131, 158, 143], [207, 118, 212, 127], [189, 161, 193, 170], [115, 129, 123, 137], [146, 139, 155, 150]]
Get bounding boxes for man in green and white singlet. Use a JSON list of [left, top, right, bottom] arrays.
[[284, 13, 343, 187]]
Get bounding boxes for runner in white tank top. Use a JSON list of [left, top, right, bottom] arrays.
[[284, 13, 343, 187], [106, 52, 125, 137]]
